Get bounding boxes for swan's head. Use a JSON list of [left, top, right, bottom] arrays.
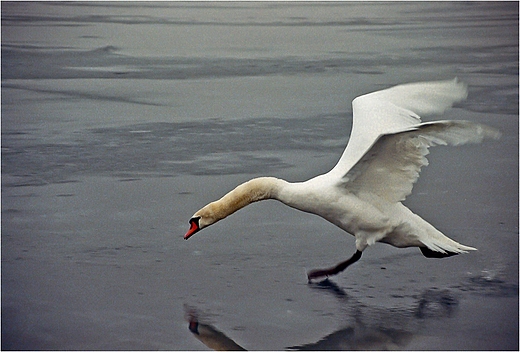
[[184, 203, 221, 240], [184, 177, 276, 239]]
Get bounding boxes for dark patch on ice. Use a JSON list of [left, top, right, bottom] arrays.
[[457, 272, 519, 298], [2, 44, 518, 116], [2, 209, 22, 214], [0, 7, 417, 28], [1, 115, 348, 186], [118, 178, 142, 182], [415, 289, 459, 319], [1, 83, 165, 107]]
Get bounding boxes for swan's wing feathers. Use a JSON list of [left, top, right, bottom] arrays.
[[416, 120, 501, 145], [343, 133, 425, 202], [344, 121, 500, 203], [356, 78, 468, 120], [330, 79, 468, 178]]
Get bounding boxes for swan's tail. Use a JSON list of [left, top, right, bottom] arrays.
[[397, 208, 477, 257], [420, 235, 476, 258], [416, 217, 477, 257]]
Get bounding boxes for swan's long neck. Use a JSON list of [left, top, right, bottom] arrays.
[[204, 177, 287, 221]]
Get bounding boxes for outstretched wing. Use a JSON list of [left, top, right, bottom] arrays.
[[343, 120, 501, 203], [328, 79, 469, 179]]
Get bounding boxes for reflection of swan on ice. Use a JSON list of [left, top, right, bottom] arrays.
[[185, 307, 245, 351], [288, 280, 457, 350], [185, 281, 460, 350], [184, 79, 500, 281]]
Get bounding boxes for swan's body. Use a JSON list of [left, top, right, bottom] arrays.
[[184, 79, 500, 281]]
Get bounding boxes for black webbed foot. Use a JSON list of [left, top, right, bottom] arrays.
[[420, 246, 459, 258], [307, 250, 362, 282]]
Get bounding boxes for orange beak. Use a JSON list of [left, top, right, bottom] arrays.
[[184, 220, 200, 240]]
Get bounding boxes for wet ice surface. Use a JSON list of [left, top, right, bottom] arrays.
[[2, 2, 518, 350]]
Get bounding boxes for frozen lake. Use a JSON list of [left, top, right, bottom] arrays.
[[2, 2, 518, 350]]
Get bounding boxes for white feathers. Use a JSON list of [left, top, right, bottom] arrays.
[[188, 79, 500, 260], [357, 78, 469, 118], [343, 120, 501, 203], [315, 79, 499, 254], [330, 78, 471, 178]]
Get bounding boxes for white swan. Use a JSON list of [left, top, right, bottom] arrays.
[[184, 79, 501, 282]]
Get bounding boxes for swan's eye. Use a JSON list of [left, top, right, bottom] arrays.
[[188, 321, 199, 335], [189, 216, 200, 227]]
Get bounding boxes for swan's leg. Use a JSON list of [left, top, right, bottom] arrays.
[[307, 250, 362, 282]]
